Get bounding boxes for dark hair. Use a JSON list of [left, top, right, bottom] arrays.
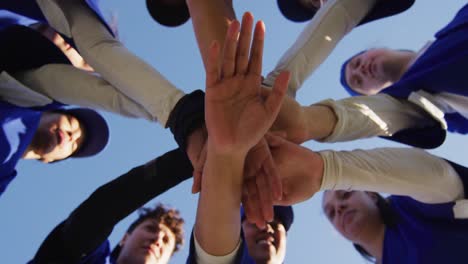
[[353, 193, 398, 263], [110, 204, 185, 260]]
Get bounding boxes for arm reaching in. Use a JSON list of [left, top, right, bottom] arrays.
[[263, 134, 464, 206], [194, 13, 289, 257]]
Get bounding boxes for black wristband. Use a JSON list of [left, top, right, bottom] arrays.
[[166, 90, 205, 151]]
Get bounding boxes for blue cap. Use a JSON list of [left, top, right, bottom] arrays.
[[241, 206, 294, 231], [62, 108, 110, 158], [277, 0, 415, 25]]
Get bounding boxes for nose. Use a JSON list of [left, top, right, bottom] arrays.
[[359, 61, 368, 76], [335, 201, 347, 216], [67, 129, 82, 143], [152, 229, 165, 247], [265, 223, 274, 233]]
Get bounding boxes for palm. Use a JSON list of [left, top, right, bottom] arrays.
[[206, 76, 272, 151], [205, 17, 289, 154]]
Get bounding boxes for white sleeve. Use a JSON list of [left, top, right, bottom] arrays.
[[37, 0, 185, 126], [316, 94, 436, 142], [263, 0, 376, 97], [194, 231, 242, 264], [0, 71, 53, 107], [319, 147, 465, 203], [14, 64, 156, 121]]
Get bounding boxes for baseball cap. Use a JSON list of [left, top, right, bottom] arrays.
[[146, 0, 190, 27], [62, 108, 110, 158], [277, 0, 415, 26]]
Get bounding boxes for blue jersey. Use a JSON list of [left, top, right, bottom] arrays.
[[0, 100, 64, 197], [383, 161, 468, 264], [383, 195, 468, 264], [0, 101, 41, 197], [0, 0, 113, 36], [382, 3, 468, 148], [78, 241, 114, 264]]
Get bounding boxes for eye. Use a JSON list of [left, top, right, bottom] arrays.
[[352, 57, 360, 69], [327, 208, 335, 220], [342, 191, 354, 199], [145, 224, 158, 232], [163, 235, 169, 244]]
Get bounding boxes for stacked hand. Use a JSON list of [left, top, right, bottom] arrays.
[[204, 14, 289, 156], [202, 12, 289, 227], [188, 12, 322, 228]]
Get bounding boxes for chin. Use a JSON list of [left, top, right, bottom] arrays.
[[252, 248, 277, 264]]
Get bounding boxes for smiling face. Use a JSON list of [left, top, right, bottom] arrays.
[[242, 219, 287, 264], [322, 191, 383, 244], [117, 219, 176, 264], [29, 112, 85, 163]]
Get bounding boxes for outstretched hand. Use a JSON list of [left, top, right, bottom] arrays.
[[204, 13, 290, 156]]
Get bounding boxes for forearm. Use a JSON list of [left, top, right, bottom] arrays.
[[270, 93, 336, 143], [186, 0, 236, 69], [264, 0, 376, 96], [49, 0, 185, 125], [319, 147, 464, 203], [60, 149, 193, 259], [195, 147, 244, 256], [314, 94, 436, 142], [14, 65, 157, 121]]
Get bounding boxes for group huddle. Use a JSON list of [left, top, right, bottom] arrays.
[[1, 0, 468, 263]]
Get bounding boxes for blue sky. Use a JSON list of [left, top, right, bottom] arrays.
[[1, 0, 468, 263]]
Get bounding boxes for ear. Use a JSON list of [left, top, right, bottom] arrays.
[[119, 233, 130, 247]]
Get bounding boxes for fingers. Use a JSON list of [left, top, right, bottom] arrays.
[[247, 20, 265, 76], [264, 71, 290, 121], [241, 185, 258, 225], [256, 169, 274, 222], [265, 132, 287, 148], [192, 170, 202, 194], [245, 178, 266, 229], [235, 12, 254, 75], [191, 140, 207, 193], [221, 20, 240, 78], [206, 41, 221, 88], [262, 151, 282, 201]]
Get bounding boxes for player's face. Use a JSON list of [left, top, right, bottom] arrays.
[[32, 113, 85, 163], [118, 219, 176, 264], [242, 219, 287, 264]]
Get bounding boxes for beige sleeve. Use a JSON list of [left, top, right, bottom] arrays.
[[319, 147, 464, 203], [14, 64, 156, 121], [316, 94, 436, 142], [263, 0, 376, 97]]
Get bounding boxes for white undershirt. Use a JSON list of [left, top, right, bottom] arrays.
[[193, 231, 241, 264]]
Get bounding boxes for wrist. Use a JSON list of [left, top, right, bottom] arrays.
[[206, 139, 247, 164], [305, 148, 325, 194]]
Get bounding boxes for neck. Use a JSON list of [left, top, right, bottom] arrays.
[[396, 51, 418, 80], [22, 146, 41, 160], [359, 223, 385, 262]]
